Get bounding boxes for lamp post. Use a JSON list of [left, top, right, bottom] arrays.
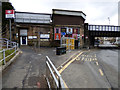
[[9, 19, 11, 41], [5, 10, 15, 41], [108, 17, 110, 25]]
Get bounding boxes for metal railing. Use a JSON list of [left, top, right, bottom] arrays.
[[0, 46, 18, 65], [46, 56, 65, 90], [0, 38, 18, 49], [88, 25, 120, 32], [0, 38, 18, 65]]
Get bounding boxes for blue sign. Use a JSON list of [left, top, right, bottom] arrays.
[[61, 32, 66, 35]]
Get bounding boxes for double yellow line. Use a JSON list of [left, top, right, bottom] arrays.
[[58, 52, 83, 74], [58, 52, 83, 88]]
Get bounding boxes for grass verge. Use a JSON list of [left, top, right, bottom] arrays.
[[0, 48, 17, 65]]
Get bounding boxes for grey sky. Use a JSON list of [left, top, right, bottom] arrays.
[[10, 0, 119, 25]]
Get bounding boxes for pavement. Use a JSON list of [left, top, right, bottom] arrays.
[[2, 46, 81, 88], [1, 46, 119, 89]]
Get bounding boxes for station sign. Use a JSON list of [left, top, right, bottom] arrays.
[[40, 34, 50, 39], [5, 10, 15, 18]]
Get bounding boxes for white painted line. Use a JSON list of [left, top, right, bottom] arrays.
[[38, 54, 41, 55]]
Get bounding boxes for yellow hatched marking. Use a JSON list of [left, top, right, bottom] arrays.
[[108, 88, 112, 90], [95, 54, 96, 57], [99, 69, 104, 76], [95, 58, 97, 61], [63, 79, 69, 88], [59, 52, 83, 74], [88, 58, 90, 61], [90, 58, 91, 62], [81, 57, 84, 61], [96, 62, 99, 65]]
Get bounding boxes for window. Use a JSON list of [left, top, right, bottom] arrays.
[[56, 28, 59, 33], [106, 26, 109, 31], [115, 27, 117, 31], [112, 26, 114, 31], [89, 25, 93, 30], [93, 26, 95, 30], [99, 26, 103, 31], [103, 26, 106, 31], [119, 27, 120, 31], [95, 26, 99, 31]]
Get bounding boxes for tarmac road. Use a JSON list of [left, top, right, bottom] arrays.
[[1, 46, 81, 88], [61, 49, 119, 89], [1, 46, 119, 89]]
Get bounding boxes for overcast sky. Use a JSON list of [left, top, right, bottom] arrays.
[[10, 0, 119, 26]]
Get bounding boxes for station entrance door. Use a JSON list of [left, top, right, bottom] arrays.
[[61, 37, 75, 50]]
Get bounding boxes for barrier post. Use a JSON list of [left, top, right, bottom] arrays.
[[3, 49, 6, 65], [7, 40, 8, 49]]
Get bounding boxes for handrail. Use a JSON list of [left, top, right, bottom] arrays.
[[46, 56, 65, 89], [0, 38, 18, 65], [0, 38, 19, 48]]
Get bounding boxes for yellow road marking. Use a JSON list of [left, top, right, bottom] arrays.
[[87, 58, 89, 61], [81, 57, 84, 61], [57, 52, 77, 70], [59, 52, 83, 74], [93, 58, 94, 61], [95, 58, 97, 61], [90, 58, 91, 62], [95, 54, 96, 57], [62, 79, 69, 88], [99, 69, 104, 76], [108, 88, 112, 90], [96, 62, 99, 65], [85, 58, 87, 61]]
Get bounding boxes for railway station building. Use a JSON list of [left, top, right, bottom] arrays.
[[12, 9, 86, 49]]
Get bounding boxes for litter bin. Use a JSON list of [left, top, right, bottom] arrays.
[[56, 47, 66, 55]]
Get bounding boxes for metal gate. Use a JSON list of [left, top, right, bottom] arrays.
[[60, 37, 75, 50]]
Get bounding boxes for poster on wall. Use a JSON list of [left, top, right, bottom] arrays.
[[66, 28, 72, 34], [54, 28, 61, 33], [73, 28, 78, 34], [54, 28, 61, 40], [72, 34, 78, 40], [55, 33, 61, 40], [61, 28, 66, 37]]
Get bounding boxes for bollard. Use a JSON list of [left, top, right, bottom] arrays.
[[3, 49, 6, 65]]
